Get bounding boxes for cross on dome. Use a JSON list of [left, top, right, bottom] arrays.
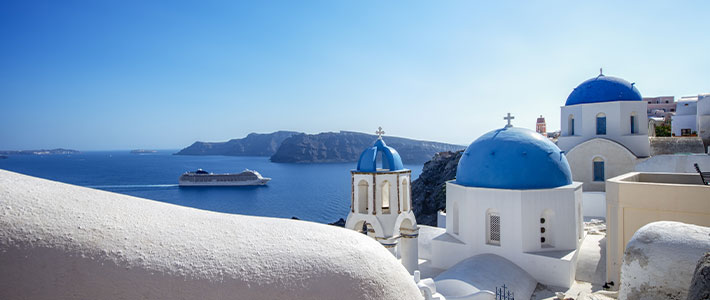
[[376, 126, 385, 139], [504, 113, 514, 128]]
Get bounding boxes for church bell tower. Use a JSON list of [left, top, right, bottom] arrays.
[[345, 127, 419, 274]]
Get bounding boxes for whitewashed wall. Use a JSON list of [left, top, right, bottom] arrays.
[[559, 101, 650, 157], [432, 182, 582, 288], [619, 221, 710, 300], [0, 170, 423, 300], [566, 138, 640, 191]]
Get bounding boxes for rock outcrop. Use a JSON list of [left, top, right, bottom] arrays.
[[175, 131, 299, 156], [411, 151, 463, 226], [270, 131, 464, 164], [687, 252, 710, 300]]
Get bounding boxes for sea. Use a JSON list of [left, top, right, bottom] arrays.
[[0, 151, 423, 224]]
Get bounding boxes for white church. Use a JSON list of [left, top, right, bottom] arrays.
[[557, 71, 650, 191], [346, 122, 584, 299]]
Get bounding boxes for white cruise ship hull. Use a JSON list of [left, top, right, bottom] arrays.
[[178, 178, 270, 187], [178, 169, 271, 187]]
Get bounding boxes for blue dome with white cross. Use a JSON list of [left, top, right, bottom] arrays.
[[455, 126, 573, 190], [565, 74, 642, 106], [356, 138, 405, 172]]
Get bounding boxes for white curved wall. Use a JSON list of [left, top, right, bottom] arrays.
[[0, 170, 423, 300], [566, 138, 640, 191]]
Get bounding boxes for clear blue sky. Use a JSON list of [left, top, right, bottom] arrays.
[[1, 1, 708, 150]]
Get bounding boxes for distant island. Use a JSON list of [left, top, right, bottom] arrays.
[[130, 149, 158, 154], [176, 131, 464, 164], [175, 131, 300, 156], [0, 148, 80, 156]]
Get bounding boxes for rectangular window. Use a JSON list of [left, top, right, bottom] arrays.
[[596, 117, 606, 135], [488, 214, 501, 245], [630, 116, 636, 134], [570, 119, 575, 136], [593, 161, 605, 182], [681, 129, 691, 136]]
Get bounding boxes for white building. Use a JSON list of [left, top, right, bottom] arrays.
[[557, 72, 650, 191], [345, 131, 419, 274], [699, 94, 710, 150], [672, 96, 698, 137], [427, 125, 584, 289]]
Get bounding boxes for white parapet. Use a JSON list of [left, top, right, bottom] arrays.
[[0, 170, 423, 300]]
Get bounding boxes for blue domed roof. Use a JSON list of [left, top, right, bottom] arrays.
[[565, 75, 642, 106], [455, 127, 572, 190], [356, 138, 405, 172]]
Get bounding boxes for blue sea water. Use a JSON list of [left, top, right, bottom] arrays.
[[0, 151, 422, 223]]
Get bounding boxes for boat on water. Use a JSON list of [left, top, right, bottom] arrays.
[[130, 149, 158, 154], [178, 169, 271, 186]]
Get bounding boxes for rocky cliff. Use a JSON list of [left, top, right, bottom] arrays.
[[411, 150, 463, 226], [270, 131, 464, 164], [175, 131, 299, 156]]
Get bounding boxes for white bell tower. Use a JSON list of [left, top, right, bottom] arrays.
[[345, 127, 419, 274]]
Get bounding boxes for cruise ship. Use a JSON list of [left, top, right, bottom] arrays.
[[178, 169, 271, 186]]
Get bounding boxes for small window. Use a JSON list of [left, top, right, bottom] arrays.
[[568, 115, 575, 136], [681, 129, 692, 136], [596, 113, 606, 135], [357, 180, 369, 214], [630, 115, 637, 134], [593, 158, 605, 182], [381, 181, 390, 214], [540, 209, 555, 248], [487, 212, 501, 246]]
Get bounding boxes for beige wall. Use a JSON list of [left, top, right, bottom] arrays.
[[566, 138, 641, 191], [605, 172, 710, 285]]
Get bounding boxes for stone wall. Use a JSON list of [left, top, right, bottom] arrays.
[[650, 137, 706, 155]]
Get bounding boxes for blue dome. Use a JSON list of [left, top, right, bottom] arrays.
[[356, 138, 405, 172], [455, 127, 572, 190], [565, 75, 642, 106]]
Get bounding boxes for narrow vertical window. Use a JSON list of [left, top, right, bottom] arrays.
[[596, 113, 606, 135], [630, 115, 637, 134], [568, 115, 575, 136], [593, 157, 605, 182], [401, 179, 409, 211], [540, 209, 555, 248], [487, 211, 500, 246], [381, 181, 390, 214], [357, 180, 369, 214]]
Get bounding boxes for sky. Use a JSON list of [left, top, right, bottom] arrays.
[[1, 1, 708, 150]]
